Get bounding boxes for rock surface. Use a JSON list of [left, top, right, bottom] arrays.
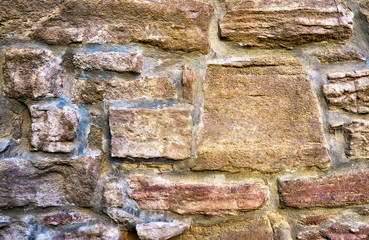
[[136, 221, 190, 240], [182, 66, 197, 103], [30, 0, 213, 53], [3, 48, 63, 100], [279, 171, 369, 208], [129, 175, 268, 215], [344, 121, 369, 159], [73, 77, 175, 104], [195, 57, 330, 172], [323, 69, 369, 114], [109, 107, 192, 160], [30, 105, 79, 153], [219, 0, 353, 48], [74, 52, 143, 73]]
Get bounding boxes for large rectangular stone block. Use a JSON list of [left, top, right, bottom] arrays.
[[109, 107, 192, 160], [195, 57, 330, 172]]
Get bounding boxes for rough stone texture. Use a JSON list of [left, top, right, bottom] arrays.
[[3, 48, 63, 100], [106, 208, 141, 230], [30, 105, 79, 153], [129, 175, 268, 215], [182, 66, 197, 103], [269, 214, 293, 240], [109, 107, 192, 160], [323, 69, 369, 114], [136, 221, 190, 240], [279, 171, 369, 208], [73, 77, 175, 104], [42, 212, 82, 226], [195, 57, 330, 172], [30, 0, 213, 53], [317, 50, 365, 64], [74, 52, 143, 73], [0, 156, 100, 208], [344, 121, 369, 159], [322, 223, 369, 240], [299, 214, 336, 226], [173, 218, 273, 240], [361, 2, 369, 24], [219, 0, 353, 48], [297, 231, 325, 240], [103, 182, 124, 207]]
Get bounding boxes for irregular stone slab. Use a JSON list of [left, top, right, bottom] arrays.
[[323, 69, 369, 114], [73, 77, 175, 104], [219, 0, 353, 48], [31, 0, 213, 53], [30, 105, 79, 153], [182, 66, 197, 103], [136, 221, 190, 240], [109, 107, 192, 160], [0, 156, 101, 208], [3, 48, 63, 100], [361, 2, 369, 24], [73, 52, 142, 73], [173, 218, 273, 240], [195, 57, 330, 172], [322, 223, 369, 240], [103, 182, 124, 207], [317, 50, 365, 64], [279, 170, 369, 208], [129, 175, 268, 215], [106, 208, 141, 230], [343, 121, 369, 159]]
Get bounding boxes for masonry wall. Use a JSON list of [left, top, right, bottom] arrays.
[[1, 0, 369, 239]]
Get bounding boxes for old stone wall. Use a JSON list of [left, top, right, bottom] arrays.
[[1, 0, 369, 239]]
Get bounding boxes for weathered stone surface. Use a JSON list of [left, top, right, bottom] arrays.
[[106, 208, 141, 230], [323, 69, 369, 114], [297, 231, 325, 240], [361, 2, 369, 24], [3, 48, 63, 100], [73, 77, 175, 104], [195, 57, 330, 172], [30, 105, 79, 153], [0, 156, 100, 208], [299, 214, 335, 226], [268, 214, 293, 240], [30, 0, 213, 53], [109, 107, 192, 160], [173, 218, 273, 240], [74, 52, 143, 73], [344, 121, 369, 159], [129, 175, 268, 215], [103, 182, 124, 207], [219, 0, 353, 48], [279, 171, 369, 208], [322, 223, 369, 240], [182, 66, 197, 103], [136, 221, 190, 240], [42, 212, 82, 226], [317, 50, 365, 64]]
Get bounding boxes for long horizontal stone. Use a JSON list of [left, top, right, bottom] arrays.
[[343, 121, 369, 159], [30, 0, 213, 53], [195, 57, 330, 172], [129, 175, 268, 215], [220, 0, 353, 48], [73, 77, 175, 104], [279, 171, 369, 208], [109, 107, 192, 160]]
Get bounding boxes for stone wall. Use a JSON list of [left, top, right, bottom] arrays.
[[1, 0, 369, 239]]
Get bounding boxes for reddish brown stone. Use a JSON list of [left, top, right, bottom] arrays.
[[279, 171, 369, 208], [30, 0, 213, 53], [299, 214, 335, 226], [109, 107, 192, 160], [219, 0, 353, 48], [344, 121, 369, 159], [195, 57, 330, 172], [323, 69, 369, 114], [73, 77, 175, 104], [322, 223, 369, 240], [30, 105, 79, 153], [129, 175, 268, 215], [3, 48, 63, 100], [182, 66, 197, 103], [173, 218, 273, 240], [103, 182, 124, 207], [73, 52, 142, 73], [297, 231, 324, 240], [42, 212, 81, 226]]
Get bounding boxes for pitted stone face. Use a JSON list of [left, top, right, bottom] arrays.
[[195, 57, 330, 172]]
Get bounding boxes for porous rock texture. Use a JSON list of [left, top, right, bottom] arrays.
[[1, 0, 369, 239]]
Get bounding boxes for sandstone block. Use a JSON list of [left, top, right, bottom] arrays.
[[3, 48, 63, 100], [73, 77, 175, 104], [136, 221, 190, 240], [195, 57, 330, 172], [30, 105, 79, 153], [31, 0, 213, 53], [322, 223, 369, 240], [219, 0, 353, 48], [344, 121, 369, 159], [103, 182, 124, 207], [323, 69, 369, 114], [109, 107, 192, 160], [317, 50, 365, 64], [182, 66, 197, 103], [173, 218, 273, 240], [129, 175, 268, 215], [279, 171, 369, 208], [74, 52, 142, 73]]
